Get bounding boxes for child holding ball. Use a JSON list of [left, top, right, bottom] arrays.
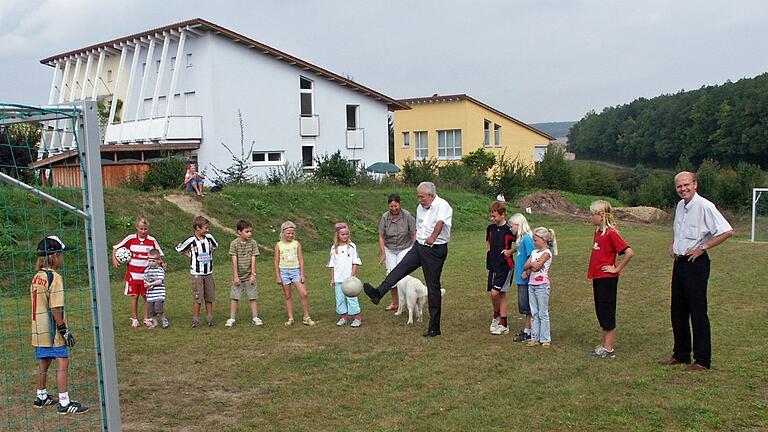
[[327, 222, 363, 327]]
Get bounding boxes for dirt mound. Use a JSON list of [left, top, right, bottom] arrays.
[[516, 191, 586, 219], [516, 192, 666, 224]]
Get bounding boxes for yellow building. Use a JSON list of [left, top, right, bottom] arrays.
[[393, 94, 554, 168]]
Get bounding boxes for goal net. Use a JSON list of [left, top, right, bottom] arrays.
[[753, 188, 768, 243], [0, 102, 120, 431]]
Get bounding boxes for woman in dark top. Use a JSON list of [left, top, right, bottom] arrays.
[[378, 193, 417, 311]]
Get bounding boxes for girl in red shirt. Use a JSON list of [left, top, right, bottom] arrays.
[[588, 200, 634, 358]]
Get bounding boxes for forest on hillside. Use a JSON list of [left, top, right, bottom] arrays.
[[568, 73, 768, 169]]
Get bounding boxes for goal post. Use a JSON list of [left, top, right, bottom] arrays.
[[0, 101, 121, 431], [752, 188, 768, 243]]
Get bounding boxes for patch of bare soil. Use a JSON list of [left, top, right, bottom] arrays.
[[516, 191, 666, 224], [164, 193, 237, 236]]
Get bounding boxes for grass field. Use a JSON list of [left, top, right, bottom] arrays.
[[3, 186, 767, 431]]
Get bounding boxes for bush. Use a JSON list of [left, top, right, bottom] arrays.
[[736, 162, 766, 207], [141, 156, 188, 191], [400, 158, 438, 185], [461, 148, 496, 173], [634, 173, 676, 208], [716, 168, 742, 210], [695, 159, 720, 199], [490, 153, 533, 198], [313, 151, 356, 186], [436, 162, 491, 194], [535, 144, 573, 190], [571, 163, 620, 198], [266, 161, 305, 185]]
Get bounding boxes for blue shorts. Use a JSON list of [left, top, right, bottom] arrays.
[[35, 346, 68, 360], [279, 268, 301, 285]]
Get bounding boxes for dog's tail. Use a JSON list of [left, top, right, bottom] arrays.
[[440, 288, 446, 297]]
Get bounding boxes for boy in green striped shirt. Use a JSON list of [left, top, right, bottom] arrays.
[[226, 220, 262, 327]]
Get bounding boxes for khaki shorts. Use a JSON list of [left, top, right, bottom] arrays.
[[191, 274, 215, 304], [231, 281, 259, 300]]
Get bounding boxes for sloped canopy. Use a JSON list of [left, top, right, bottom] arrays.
[[366, 162, 401, 174]]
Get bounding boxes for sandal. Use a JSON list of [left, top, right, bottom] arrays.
[[130, 318, 139, 329], [284, 318, 294, 327], [385, 304, 397, 312]]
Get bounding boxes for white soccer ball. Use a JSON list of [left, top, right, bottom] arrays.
[[115, 247, 131, 264], [341, 276, 363, 297]]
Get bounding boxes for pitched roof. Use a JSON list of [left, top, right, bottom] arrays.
[[40, 18, 408, 111], [398, 94, 555, 140]]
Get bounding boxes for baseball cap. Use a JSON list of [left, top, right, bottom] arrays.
[[36, 235, 74, 256]]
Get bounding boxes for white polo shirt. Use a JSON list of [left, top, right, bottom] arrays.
[[672, 193, 732, 255], [416, 195, 453, 245]]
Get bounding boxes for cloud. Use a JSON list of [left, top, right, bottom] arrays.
[[0, 0, 134, 58]]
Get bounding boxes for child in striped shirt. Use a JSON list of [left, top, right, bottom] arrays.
[[176, 216, 219, 328], [144, 249, 168, 329]]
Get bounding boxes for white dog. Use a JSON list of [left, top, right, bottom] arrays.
[[394, 275, 445, 325]]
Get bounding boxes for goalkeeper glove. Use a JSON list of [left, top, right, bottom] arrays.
[[57, 323, 76, 347]]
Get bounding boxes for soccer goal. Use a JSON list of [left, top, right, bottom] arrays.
[[0, 102, 120, 431], [752, 188, 768, 243]]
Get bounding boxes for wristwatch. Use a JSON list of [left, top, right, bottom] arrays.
[[700, 244, 708, 250]]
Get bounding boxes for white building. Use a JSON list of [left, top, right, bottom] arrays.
[[35, 18, 406, 186]]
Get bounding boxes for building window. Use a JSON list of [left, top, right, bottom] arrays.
[[186, 53, 193, 68], [300, 76, 313, 117], [415, 131, 428, 160], [438, 129, 462, 160], [484, 120, 491, 147], [302, 145, 314, 167], [346, 105, 359, 130], [494, 124, 501, 147], [156, 60, 161, 74], [252, 151, 284, 165], [107, 70, 113, 82], [170, 56, 176, 71], [402, 132, 410, 148]]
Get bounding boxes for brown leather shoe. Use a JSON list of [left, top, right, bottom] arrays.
[[659, 357, 689, 366], [685, 363, 708, 372]]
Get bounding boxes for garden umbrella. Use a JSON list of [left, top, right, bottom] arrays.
[[366, 162, 401, 174]]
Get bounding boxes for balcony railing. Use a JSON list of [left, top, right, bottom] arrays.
[[104, 116, 202, 144], [346, 128, 364, 149], [300, 115, 319, 137]]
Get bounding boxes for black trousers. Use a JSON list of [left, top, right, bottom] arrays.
[[670, 253, 711, 368], [376, 243, 448, 332]]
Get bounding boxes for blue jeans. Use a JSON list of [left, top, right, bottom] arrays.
[[528, 283, 551, 343], [334, 282, 361, 315]]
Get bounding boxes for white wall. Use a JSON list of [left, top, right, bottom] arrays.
[[194, 34, 390, 179]]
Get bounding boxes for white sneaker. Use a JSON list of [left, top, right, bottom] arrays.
[[491, 325, 509, 335], [225, 318, 236, 327], [489, 317, 499, 333], [336, 317, 348, 326], [252, 316, 263, 326]]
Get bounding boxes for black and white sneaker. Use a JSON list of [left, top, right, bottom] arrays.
[[33, 395, 57, 408], [512, 330, 531, 342], [57, 401, 89, 415]]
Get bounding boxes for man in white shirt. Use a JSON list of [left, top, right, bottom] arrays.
[[660, 171, 732, 371], [364, 182, 452, 337]]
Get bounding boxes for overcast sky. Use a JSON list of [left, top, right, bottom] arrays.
[[1, 0, 766, 123]]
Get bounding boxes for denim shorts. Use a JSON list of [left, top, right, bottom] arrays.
[[35, 346, 68, 360], [279, 268, 301, 285]]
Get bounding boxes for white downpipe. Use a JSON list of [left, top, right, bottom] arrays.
[[150, 33, 171, 120], [135, 38, 155, 121], [163, 31, 186, 140], [108, 46, 128, 125]]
